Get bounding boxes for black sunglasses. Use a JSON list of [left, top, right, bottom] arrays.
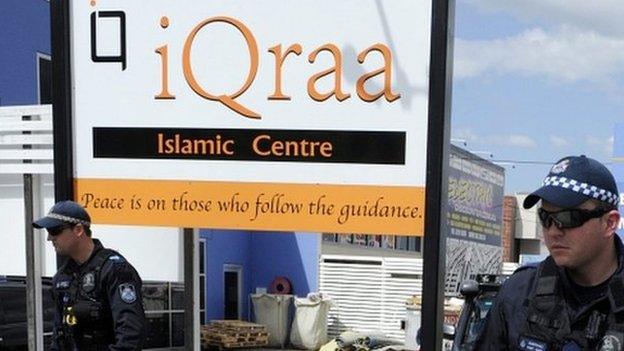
[[537, 207, 610, 229], [47, 224, 74, 236]]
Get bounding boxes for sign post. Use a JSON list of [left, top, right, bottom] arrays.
[[422, 0, 455, 349]]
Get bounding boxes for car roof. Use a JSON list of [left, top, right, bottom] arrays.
[[0, 276, 53, 286]]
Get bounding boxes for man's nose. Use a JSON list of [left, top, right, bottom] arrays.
[[545, 225, 565, 237]]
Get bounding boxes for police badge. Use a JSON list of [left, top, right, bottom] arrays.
[[82, 272, 96, 293], [550, 159, 570, 174], [119, 283, 137, 304]]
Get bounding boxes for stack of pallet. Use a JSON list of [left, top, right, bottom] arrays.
[[202, 320, 270, 350]]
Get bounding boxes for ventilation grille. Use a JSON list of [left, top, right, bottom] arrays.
[[319, 254, 423, 342]]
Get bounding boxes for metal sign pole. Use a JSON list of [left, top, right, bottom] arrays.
[[184, 228, 199, 350], [51, 0, 74, 202], [20, 111, 45, 351], [421, 0, 455, 350], [51, 0, 73, 269], [24, 173, 40, 351]]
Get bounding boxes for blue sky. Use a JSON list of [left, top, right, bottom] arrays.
[[451, 0, 624, 194]]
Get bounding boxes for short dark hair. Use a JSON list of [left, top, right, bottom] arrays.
[[590, 199, 618, 212], [69, 223, 92, 237]]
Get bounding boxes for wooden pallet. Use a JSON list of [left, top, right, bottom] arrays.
[[205, 333, 269, 343], [202, 320, 270, 349], [207, 320, 267, 333]]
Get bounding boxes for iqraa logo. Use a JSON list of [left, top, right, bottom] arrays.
[[154, 16, 401, 119], [90, 10, 127, 70]]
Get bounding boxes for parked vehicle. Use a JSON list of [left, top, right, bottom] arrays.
[[448, 274, 504, 351], [1, 277, 190, 350], [0, 276, 56, 350]]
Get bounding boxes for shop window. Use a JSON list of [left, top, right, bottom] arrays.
[[322, 233, 421, 253], [142, 281, 183, 348], [171, 313, 185, 347], [143, 312, 170, 348]]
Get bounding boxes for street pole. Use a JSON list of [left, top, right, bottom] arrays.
[[421, 0, 455, 350], [184, 228, 200, 350], [24, 173, 40, 351]]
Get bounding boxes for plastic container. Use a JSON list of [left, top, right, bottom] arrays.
[[405, 305, 422, 349]]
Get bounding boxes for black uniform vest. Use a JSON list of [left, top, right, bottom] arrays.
[[57, 248, 116, 350], [518, 257, 624, 350]]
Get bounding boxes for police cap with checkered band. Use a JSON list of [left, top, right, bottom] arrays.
[[33, 200, 91, 229], [523, 155, 619, 209]]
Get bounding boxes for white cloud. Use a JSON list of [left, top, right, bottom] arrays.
[[463, 0, 624, 38], [453, 128, 480, 145], [550, 135, 570, 148], [586, 135, 614, 157], [455, 26, 624, 83], [490, 134, 538, 148], [453, 128, 537, 149]]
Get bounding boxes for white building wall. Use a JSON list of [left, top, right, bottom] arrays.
[[514, 194, 542, 240], [0, 174, 29, 276], [90, 224, 184, 281], [513, 194, 548, 264], [1, 174, 183, 282]]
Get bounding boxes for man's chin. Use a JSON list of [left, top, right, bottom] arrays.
[[552, 255, 574, 269]]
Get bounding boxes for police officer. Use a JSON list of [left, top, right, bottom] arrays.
[[33, 200, 145, 350], [476, 155, 624, 350]]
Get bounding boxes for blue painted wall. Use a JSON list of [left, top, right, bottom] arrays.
[[201, 229, 319, 322], [0, 0, 50, 105], [250, 232, 318, 296], [202, 229, 252, 321]]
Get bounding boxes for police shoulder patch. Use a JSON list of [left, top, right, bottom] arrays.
[[119, 283, 137, 304]]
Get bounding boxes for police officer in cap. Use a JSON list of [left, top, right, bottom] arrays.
[[476, 155, 624, 350], [34, 200, 145, 350]]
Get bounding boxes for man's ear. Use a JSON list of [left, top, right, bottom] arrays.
[[605, 210, 621, 235], [73, 224, 85, 238]]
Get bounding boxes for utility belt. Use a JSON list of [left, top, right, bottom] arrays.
[[64, 300, 104, 325], [60, 300, 113, 349]]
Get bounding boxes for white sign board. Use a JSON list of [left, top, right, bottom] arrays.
[[70, 0, 432, 234]]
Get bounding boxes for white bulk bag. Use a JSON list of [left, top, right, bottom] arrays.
[[290, 294, 332, 350], [251, 294, 293, 347]]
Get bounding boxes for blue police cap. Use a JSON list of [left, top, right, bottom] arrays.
[[523, 155, 619, 209], [33, 200, 91, 229]]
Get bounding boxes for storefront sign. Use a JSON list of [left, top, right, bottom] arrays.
[[447, 146, 504, 245], [63, 0, 434, 234]]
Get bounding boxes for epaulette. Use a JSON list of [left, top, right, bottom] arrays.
[[107, 254, 126, 264], [512, 261, 540, 274]]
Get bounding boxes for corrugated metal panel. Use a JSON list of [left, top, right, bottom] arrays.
[[0, 105, 53, 174], [319, 254, 423, 343]]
